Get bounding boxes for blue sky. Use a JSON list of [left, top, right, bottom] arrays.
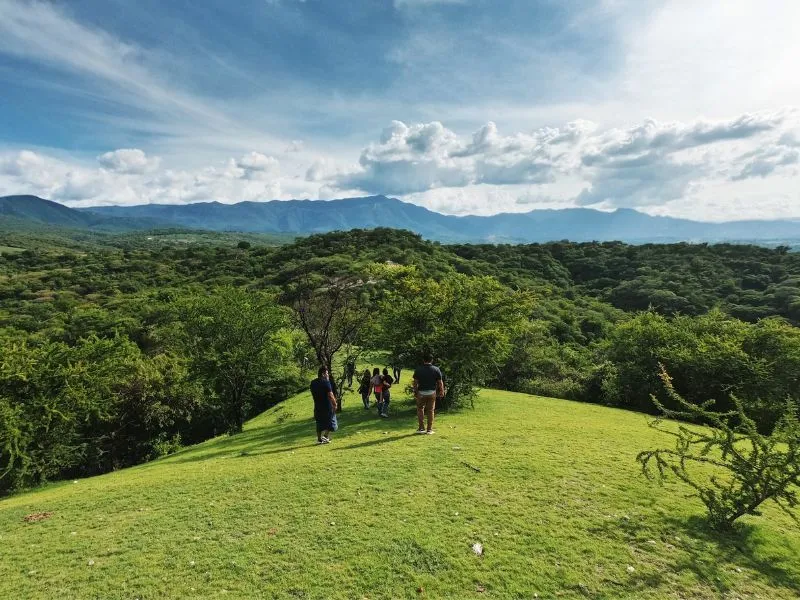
[[1, 0, 799, 220]]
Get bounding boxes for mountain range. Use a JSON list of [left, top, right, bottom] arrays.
[[3, 194, 800, 244]]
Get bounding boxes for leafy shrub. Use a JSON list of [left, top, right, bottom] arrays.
[[638, 366, 800, 530], [603, 310, 800, 431], [380, 271, 532, 409]]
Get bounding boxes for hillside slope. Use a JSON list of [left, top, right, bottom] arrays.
[[80, 196, 800, 243], [1, 389, 798, 599], [6, 193, 800, 243], [0, 195, 163, 231]]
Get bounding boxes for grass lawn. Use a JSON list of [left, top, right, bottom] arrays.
[[0, 245, 25, 254], [1, 387, 798, 599]]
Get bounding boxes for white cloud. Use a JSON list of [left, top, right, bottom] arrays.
[[236, 152, 280, 175], [0, 149, 311, 207], [330, 110, 800, 215], [97, 149, 160, 174]]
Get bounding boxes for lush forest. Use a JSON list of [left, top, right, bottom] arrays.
[[2, 226, 800, 495]]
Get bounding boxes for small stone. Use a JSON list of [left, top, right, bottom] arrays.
[[646, 540, 657, 545], [735, 567, 743, 573], [70, 531, 77, 536], [626, 565, 635, 573], [472, 542, 483, 556], [330, 521, 336, 526], [190, 560, 195, 566], [454, 512, 459, 516], [72, 480, 78, 484], [88, 559, 95, 566]]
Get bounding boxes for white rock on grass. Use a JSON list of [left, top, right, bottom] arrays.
[[472, 542, 483, 556], [626, 565, 635, 573]]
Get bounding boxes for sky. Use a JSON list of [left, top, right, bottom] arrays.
[[0, 0, 799, 221]]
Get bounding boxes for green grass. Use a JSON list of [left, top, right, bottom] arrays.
[[1, 388, 798, 599], [0, 245, 25, 255]]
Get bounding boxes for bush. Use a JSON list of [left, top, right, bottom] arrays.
[[638, 366, 800, 530], [380, 271, 532, 409], [603, 310, 800, 431]]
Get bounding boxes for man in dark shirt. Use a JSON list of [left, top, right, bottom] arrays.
[[412, 352, 444, 434], [310, 366, 338, 444]]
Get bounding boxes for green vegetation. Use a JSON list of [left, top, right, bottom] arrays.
[[2, 224, 800, 595], [640, 367, 800, 530], [0, 245, 25, 255], [1, 388, 798, 599], [2, 227, 800, 493], [380, 270, 532, 408]]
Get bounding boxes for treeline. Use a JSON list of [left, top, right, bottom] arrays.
[[0, 287, 305, 494], [2, 228, 800, 494]]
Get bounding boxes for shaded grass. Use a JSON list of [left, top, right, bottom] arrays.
[[1, 389, 798, 599]]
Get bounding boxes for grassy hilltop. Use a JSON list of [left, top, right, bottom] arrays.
[[1, 388, 799, 599]]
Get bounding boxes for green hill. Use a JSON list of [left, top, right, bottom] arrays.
[[1, 388, 798, 599]]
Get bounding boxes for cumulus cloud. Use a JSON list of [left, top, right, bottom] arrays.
[[335, 119, 590, 195], [236, 152, 280, 177], [97, 149, 160, 174], [0, 148, 301, 207], [331, 111, 799, 211]]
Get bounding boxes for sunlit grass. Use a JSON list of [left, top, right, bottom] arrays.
[[1, 387, 798, 599]]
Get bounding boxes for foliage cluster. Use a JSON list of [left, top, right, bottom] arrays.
[[3, 226, 800, 493], [639, 366, 800, 529]]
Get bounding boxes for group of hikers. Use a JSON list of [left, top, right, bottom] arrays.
[[309, 353, 444, 444]]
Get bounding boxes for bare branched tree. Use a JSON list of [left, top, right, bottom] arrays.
[[284, 273, 370, 408]]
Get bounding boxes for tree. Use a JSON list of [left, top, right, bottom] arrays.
[[379, 271, 531, 409], [179, 287, 290, 433], [638, 366, 800, 530], [284, 274, 370, 407]]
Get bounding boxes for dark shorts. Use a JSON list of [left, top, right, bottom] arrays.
[[315, 411, 338, 432]]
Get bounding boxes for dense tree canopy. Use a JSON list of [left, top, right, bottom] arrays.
[[2, 225, 800, 493]]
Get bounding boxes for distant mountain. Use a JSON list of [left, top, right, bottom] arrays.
[[4, 194, 800, 244], [81, 195, 800, 243], [0, 195, 161, 231]]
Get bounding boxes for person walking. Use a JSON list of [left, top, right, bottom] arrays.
[[380, 367, 394, 418], [370, 367, 384, 416], [310, 366, 338, 444], [392, 363, 401, 384], [412, 352, 444, 435], [358, 368, 372, 409], [345, 359, 356, 388]]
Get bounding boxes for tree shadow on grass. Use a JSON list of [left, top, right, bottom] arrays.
[[155, 400, 422, 467], [589, 513, 800, 596], [666, 514, 800, 594], [332, 433, 418, 451]]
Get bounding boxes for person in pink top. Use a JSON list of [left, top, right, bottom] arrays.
[[370, 367, 383, 416]]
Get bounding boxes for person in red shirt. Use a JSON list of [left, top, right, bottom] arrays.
[[370, 367, 383, 415]]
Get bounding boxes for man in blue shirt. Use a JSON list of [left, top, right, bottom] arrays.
[[310, 366, 338, 444]]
